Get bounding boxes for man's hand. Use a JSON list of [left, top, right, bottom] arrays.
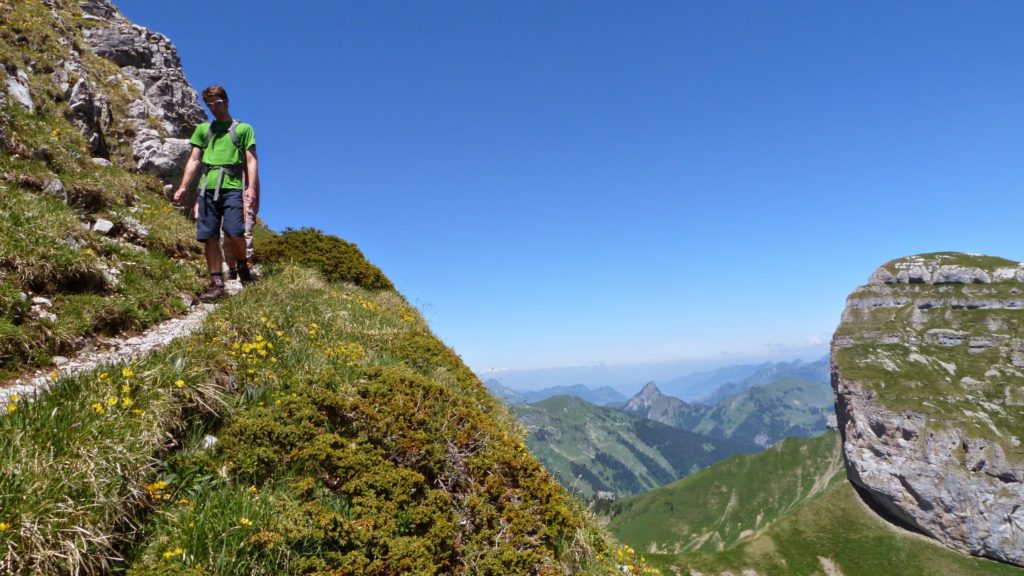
[[244, 186, 259, 215], [173, 187, 187, 205]]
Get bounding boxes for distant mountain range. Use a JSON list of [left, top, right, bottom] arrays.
[[623, 358, 833, 448], [513, 396, 756, 498], [484, 379, 628, 405], [504, 357, 834, 499], [695, 357, 829, 405]]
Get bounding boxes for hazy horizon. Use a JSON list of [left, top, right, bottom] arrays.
[[476, 345, 828, 395]]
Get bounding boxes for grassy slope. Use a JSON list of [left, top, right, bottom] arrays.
[[514, 395, 754, 497], [603, 433, 845, 556], [603, 431, 1024, 575], [666, 482, 1024, 576], [0, 0, 204, 379], [1, 265, 626, 575]]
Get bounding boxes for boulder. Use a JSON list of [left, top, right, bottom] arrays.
[[832, 252, 1024, 566], [6, 69, 35, 112]]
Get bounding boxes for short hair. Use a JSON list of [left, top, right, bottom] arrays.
[[201, 85, 229, 102]]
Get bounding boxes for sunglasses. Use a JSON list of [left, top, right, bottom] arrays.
[[205, 99, 225, 108]]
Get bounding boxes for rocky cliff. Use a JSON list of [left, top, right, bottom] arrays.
[[832, 252, 1024, 566], [4, 0, 202, 190]]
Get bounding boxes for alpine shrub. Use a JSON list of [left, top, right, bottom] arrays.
[[256, 228, 394, 291]]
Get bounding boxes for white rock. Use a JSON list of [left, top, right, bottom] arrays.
[[93, 219, 115, 235], [6, 70, 35, 112]]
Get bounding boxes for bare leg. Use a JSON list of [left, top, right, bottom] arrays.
[[227, 236, 247, 266], [204, 239, 224, 274]]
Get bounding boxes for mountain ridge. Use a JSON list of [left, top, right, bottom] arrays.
[[514, 394, 756, 498], [622, 365, 833, 448], [0, 2, 624, 574]]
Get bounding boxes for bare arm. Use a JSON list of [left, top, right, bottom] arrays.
[[244, 147, 260, 215], [173, 146, 204, 205]]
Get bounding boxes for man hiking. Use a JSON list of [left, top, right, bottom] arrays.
[[174, 84, 260, 301]]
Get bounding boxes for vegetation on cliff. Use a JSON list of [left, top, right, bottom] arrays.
[[835, 252, 1024, 460], [0, 0, 204, 380]]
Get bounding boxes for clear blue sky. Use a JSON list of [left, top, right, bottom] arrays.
[[116, 1, 1023, 380]]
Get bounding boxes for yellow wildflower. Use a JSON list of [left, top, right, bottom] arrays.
[[99, 372, 109, 381], [91, 402, 105, 415], [107, 396, 119, 407], [121, 397, 134, 409], [174, 379, 185, 388], [122, 367, 134, 379], [0, 522, 10, 532], [121, 384, 131, 394], [247, 485, 258, 495], [238, 517, 253, 527]]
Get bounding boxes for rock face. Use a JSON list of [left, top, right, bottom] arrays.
[[832, 252, 1024, 566], [78, 0, 205, 188], [19, 0, 205, 188]]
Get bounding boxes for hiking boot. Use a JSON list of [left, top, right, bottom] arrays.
[[198, 283, 226, 302], [227, 268, 238, 280], [238, 266, 256, 286]]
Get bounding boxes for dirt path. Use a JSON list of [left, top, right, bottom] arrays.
[[0, 281, 241, 407]]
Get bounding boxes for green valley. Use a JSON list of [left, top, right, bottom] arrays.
[[603, 432, 1024, 575], [514, 395, 756, 497]]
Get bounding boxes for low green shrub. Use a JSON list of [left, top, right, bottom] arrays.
[[256, 228, 394, 291]]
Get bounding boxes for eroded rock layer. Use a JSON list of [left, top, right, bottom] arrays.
[[832, 252, 1024, 566]]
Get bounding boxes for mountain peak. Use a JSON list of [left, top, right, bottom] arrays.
[[624, 381, 665, 411]]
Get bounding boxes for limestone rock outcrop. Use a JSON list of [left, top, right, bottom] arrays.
[[832, 252, 1024, 566], [78, 0, 204, 187], [16, 0, 204, 187]]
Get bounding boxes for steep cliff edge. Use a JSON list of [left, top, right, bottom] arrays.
[[832, 252, 1024, 566]]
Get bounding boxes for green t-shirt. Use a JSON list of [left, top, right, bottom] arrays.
[[189, 120, 256, 190]]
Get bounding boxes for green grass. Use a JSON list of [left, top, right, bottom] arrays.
[[603, 433, 846, 555], [0, 267, 625, 575], [877, 252, 1019, 276], [0, 0, 209, 379], [602, 432, 1024, 575], [658, 481, 1024, 576]]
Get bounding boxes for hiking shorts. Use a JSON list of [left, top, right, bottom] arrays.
[[197, 188, 245, 241]]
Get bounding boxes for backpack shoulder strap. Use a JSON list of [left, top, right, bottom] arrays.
[[228, 119, 243, 155], [201, 122, 215, 150]]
